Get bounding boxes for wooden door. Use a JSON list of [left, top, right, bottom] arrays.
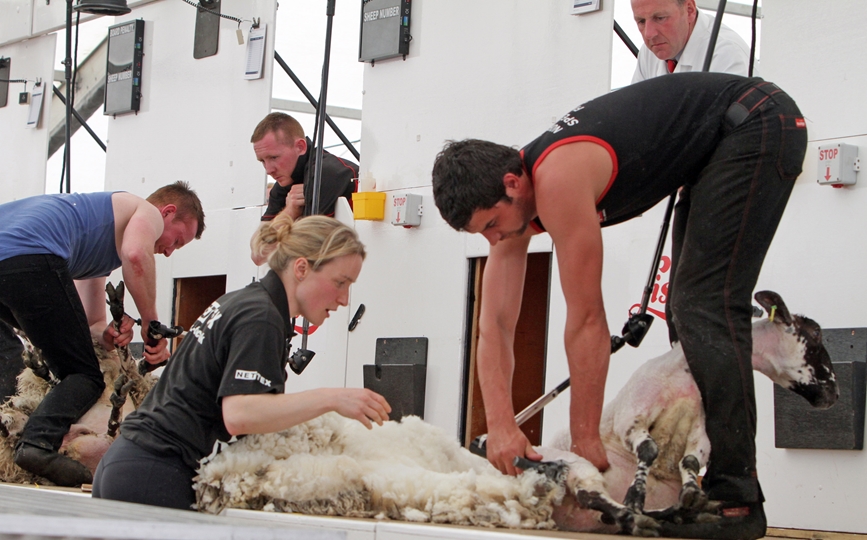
[[172, 275, 227, 350], [463, 252, 551, 447]]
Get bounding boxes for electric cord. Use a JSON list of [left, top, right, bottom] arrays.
[[179, 0, 257, 28], [748, 0, 758, 77]]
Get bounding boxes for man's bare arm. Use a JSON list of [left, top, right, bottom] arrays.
[[74, 278, 110, 349], [75, 277, 136, 351], [476, 231, 543, 475], [535, 142, 614, 471], [118, 201, 168, 363]]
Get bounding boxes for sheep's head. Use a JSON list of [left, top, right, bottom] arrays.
[[754, 290, 838, 410]]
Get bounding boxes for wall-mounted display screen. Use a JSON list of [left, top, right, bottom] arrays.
[[359, 0, 411, 63], [105, 19, 145, 116]]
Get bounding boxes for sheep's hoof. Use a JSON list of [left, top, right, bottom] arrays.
[[630, 512, 661, 537], [679, 483, 707, 511], [623, 483, 647, 512]]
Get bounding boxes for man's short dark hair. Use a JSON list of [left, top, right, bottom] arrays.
[[431, 139, 524, 230], [146, 181, 206, 239], [251, 112, 305, 145]]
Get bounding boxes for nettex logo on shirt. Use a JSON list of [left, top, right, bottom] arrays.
[[234, 369, 272, 387]]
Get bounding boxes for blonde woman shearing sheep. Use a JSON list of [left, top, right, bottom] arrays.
[[93, 214, 391, 510]]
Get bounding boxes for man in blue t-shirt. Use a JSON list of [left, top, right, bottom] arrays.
[[0, 182, 205, 487]]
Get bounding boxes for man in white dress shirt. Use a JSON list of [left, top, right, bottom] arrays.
[[631, 0, 750, 82]]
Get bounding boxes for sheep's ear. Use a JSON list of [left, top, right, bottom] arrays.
[[754, 290, 793, 326]]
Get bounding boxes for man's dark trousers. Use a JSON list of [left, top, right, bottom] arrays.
[[0, 254, 105, 451], [665, 82, 808, 503]]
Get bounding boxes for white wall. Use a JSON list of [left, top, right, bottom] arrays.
[[100, 0, 278, 324], [353, 0, 613, 435], [746, 0, 867, 533], [0, 33, 56, 201]]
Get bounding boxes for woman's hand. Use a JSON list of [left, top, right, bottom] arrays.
[[332, 388, 392, 429]]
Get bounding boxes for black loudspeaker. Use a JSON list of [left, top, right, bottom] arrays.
[[363, 337, 427, 421]]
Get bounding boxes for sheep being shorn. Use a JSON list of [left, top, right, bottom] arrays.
[[551, 290, 839, 532], [0, 333, 156, 484]]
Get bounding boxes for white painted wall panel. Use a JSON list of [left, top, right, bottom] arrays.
[[0, 33, 56, 202], [761, 1, 867, 142], [102, 0, 277, 294], [103, 0, 276, 213], [355, 0, 613, 436], [752, 135, 867, 534], [346, 191, 468, 431], [0, 0, 33, 46], [225, 206, 264, 293], [748, 1, 867, 532]]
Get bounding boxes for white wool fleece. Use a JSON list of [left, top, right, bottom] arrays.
[[195, 413, 565, 529]]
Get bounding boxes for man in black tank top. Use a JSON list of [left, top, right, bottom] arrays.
[[432, 73, 807, 540]]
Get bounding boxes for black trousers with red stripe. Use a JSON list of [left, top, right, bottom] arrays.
[[664, 82, 808, 503]]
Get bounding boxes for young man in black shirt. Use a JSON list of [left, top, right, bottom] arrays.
[[432, 73, 808, 540]]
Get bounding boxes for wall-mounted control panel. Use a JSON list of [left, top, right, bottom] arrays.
[[817, 143, 860, 187]]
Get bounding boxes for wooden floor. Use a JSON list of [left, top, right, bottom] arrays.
[[766, 529, 867, 540], [2, 482, 865, 540]]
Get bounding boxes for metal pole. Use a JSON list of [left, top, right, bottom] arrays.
[[52, 85, 107, 152], [64, 0, 73, 193], [614, 20, 639, 58], [298, 0, 337, 355], [702, 0, 728, 72], [311, 0, 336, 216], [274, 52, 360, 161]]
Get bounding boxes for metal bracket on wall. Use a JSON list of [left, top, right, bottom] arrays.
[[193, 0, 221, 59], [0, 58, 10, 108], [363, 337, 428, 421]]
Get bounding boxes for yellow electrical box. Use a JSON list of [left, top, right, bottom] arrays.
[[352, 192, 386, 220]]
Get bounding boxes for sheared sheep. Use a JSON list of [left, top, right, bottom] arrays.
[[0, 332, 156, 484], [195, 290, 836, 535], [552, 290, 838, 532]]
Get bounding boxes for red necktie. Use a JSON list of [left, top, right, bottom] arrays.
[[666, 59, 678, 73]]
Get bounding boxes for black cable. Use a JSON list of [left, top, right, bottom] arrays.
[[748, 0, 758, 77], [323, 139, 360, 150], [179, 0, 248, 25], [59, 145, 67, 193]]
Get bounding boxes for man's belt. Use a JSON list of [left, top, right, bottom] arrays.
[[725, 81, 783, 128]]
